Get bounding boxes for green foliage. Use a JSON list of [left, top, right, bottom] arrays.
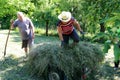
[[105, 12, 120, 29], [92, 32, 109, 42], [28, 42, 104, 80], [0, 0, 35, 29], [92, 20, 120, 54], [80, 0, 120, 34], [93, 26, 120, 56], [35, 28, 57, 36], [0, 0, 120, 37], [103, 40, 111, 53], [31, 0, 60, 30]]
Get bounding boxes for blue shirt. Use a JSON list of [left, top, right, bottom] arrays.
[[13, 17, 34, 40]]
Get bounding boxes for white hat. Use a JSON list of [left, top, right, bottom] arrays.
[[58, 11, 71, 22]]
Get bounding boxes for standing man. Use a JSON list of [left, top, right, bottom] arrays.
[[11, 12, 35, 57], [57, 11, 84, 47]]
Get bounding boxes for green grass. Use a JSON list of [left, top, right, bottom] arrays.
[[34, 28, 58, 36], [0, 30, 120, 80], [0, 30, 59, 80]]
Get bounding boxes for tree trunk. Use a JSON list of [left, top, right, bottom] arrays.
[[46, 20, 49, 36], [99, 22, 105, 43], [100, 22, 105, 32]]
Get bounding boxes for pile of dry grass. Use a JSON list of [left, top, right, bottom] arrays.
[[28, 42, 104, 80]]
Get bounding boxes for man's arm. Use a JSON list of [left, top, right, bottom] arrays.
[[73, 19, 83, 32], [10, 19, 14, 29], [57, 26, 63, 41], [29, 19, 35, 38]]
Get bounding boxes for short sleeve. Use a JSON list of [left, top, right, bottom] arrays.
[[71, 17, 75, 21], [56, 20, 61, 27], [13, 19, 18, 27]]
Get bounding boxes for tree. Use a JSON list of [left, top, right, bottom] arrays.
[[0, 0, 35, 29], [80, 0, 120, 34], [32, 0, 60, 36]]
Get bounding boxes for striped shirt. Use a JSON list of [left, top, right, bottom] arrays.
[[57, 17, 75, 35]]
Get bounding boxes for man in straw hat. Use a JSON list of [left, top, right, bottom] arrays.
[[57, 11, 84, 47], [10, 12, 35, 57]]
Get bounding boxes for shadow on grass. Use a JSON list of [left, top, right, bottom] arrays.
[[2, 30, 18, 36], [0, 55, 43, 80], [10, 34, 59, 44], [34, 35, 59, 44], [97, 61, 120, 80], [11, 36, 21, 42]]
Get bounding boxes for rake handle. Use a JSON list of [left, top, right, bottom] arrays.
[[4, 21, 13, 57], [4, 28, 11, 57]]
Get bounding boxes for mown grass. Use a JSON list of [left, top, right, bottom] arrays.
[[0, 29, 120, 80], [0, 55, 39, 80], [0, 29, 59, 80]]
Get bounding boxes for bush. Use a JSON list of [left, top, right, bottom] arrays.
[[28, 42, 104, 80]]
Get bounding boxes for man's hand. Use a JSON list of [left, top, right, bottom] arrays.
[[10, 19, 14, 29], [10, 19, 14, 24], [80, 31, 85, 34], [32, 33, 35, 39], [61, 41, 66, 47]]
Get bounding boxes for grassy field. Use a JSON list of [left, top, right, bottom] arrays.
[[0, 30, 59, 80], [0, 30, 120, 80]]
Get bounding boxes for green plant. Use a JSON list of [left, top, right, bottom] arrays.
[[93, 12, 120, 55]]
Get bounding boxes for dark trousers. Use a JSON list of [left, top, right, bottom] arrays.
[[62, 29, 80, 45], [114, 60, 119, 68]]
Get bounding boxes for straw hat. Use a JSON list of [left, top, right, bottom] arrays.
[[58, 11, 71, 22]]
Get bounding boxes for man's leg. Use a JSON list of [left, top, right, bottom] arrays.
[[61, 34, 69, 47], [70, 29, 80, 46], [22, 40, 28, 57], [24, 47, 28, 56], [28, 39, 34, 52]]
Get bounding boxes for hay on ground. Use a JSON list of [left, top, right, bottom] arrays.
[[28, 42, 104, 80]]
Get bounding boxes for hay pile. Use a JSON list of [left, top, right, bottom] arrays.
[[28, 42, 104, 80]]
